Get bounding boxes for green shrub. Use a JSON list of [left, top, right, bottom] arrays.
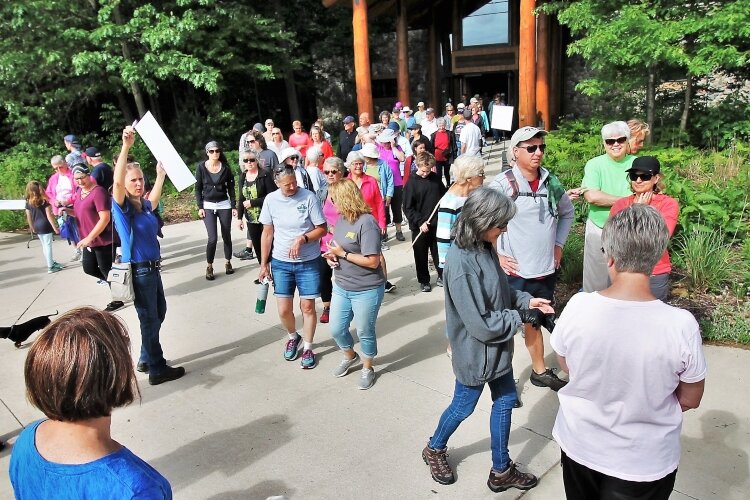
[[700, 301, 750, 344], [673, 229, 733, 293], [559, 229, 584, 285], [0, 142, 58, 231]]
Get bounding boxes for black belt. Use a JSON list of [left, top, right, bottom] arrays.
[[132, 260, 159, 270]]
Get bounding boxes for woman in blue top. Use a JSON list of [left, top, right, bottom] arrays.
[[112, 125, 185, 385], [10, 307, 172, 499]]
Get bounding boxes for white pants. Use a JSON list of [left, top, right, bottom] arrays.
[[38, 233, 54, 268], [583, 219, 609, 292]]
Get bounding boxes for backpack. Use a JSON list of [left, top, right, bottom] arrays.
[[503, 169, 565, 221]]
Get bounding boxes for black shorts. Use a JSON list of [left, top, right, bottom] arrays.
[[507, 273, 556, 302]]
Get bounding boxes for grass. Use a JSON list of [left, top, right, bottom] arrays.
[[673, 229, 733, 293], [700, 301, 750, 345]]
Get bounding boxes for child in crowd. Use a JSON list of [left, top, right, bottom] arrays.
[[25, 181, 63, 273]]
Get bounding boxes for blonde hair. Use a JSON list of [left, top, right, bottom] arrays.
[[328, 179, 371, 223], [25, 181, 48, 208], [452, 156, 484, 184], [416, 151, 436, 169], [627, 119, 651, 141]]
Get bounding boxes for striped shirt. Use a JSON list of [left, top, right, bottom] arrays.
[[436, 192, 468, 269]]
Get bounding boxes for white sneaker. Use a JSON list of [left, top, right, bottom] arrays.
[[333, 354, 360, 378]]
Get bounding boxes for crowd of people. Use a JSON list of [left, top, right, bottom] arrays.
[[14, 99, 705, 498]]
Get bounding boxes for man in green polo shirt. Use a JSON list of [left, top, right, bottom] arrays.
[[581, 121, 635, 292]]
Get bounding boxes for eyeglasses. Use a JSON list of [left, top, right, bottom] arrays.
[[628, 171, 653, 181], [476, 172, 486, 178], [323, 170, 340, 175], [247, 139, 256, 143], [208, 149, 221, 154], [604, 137, 627, 146], [73, 176, 87, 181], [516, 144, 546, 154], [243, 158, 257, 163], [272, 132, 280, 135], [274, 165, 295, 173]]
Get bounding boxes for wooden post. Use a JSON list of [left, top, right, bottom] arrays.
[[353, 0, 373, 118], [428, 10, 439, 108], [396, 0, 410, 106], [535, 11, 550, 129], [549, 16, 562, 129], [518, 0, 536, 128]]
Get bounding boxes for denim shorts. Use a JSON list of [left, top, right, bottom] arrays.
[[271, 257, 321, 299]]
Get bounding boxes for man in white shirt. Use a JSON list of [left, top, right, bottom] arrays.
[[420, 108, 438, 140], [459, 108, 482, 157], [551, 204, 706, 499], [413, 101, 426, 125]]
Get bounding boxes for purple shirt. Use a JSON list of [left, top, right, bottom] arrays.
[[377, 143, 404, 186], [73, 185, 112, 247]]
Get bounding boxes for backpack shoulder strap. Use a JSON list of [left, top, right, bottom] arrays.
[[503, 169, 519, 201]]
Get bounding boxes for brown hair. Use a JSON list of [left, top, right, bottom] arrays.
[[25, 181, 48, 208], [25, 307, 139, 421], [328, 179, 371, 223], [416, 151, 436, 169], [251, 129, 268, 150]]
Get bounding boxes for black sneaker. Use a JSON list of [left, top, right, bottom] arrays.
[[149, 366, 186, 386], [384, 281, 396, 293], [530, 368, 568, 391], [421, 283, 432, 292], [233, 248, 254, 260], [436, 277, 443, 287], [136, 362, 149, 373], [395, 231, 405, 241], [487, 462, 538, 492], [104, 301, 125, 312]]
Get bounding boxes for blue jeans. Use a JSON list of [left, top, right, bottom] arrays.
[[429, 371, 517, 471], [271, 257, 321, 299], [133, 267, 167, 374], [329, 283, 385, 358]]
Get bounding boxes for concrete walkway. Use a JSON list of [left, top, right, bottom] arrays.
[[1, 146, 748, 499]]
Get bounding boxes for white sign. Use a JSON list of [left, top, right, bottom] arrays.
[[134, 112, 196, 192], [490, 105, 514, 131], [0, 200, 26, 210]]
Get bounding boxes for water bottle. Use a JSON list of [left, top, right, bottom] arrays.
[[255, 278, 270, 314]]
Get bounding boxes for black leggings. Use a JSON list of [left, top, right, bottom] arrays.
[[203, 208, 233, 263], [246, 222, 263, 264], [82, 243, 114, 281], [436, 161, 451, 186], [411, 225, 441, 285], [319, 255, 333, 303], [385, 185, 404, 225]]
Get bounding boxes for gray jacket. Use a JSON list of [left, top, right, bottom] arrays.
[[444, 243, 532, 386]]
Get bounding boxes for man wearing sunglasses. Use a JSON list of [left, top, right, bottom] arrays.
[[490, 126, 575, 392], [581, 121, 636, 292]]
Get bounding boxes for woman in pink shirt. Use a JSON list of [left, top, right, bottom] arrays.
[[310, 126, 333, 162], [610, 156, 678, 300], [319, 157, 346, 324], [288, 120, 312, 158]]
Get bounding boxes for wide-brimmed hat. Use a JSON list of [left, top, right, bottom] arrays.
[[278, 147, 300, 164], [376, 129, 397, 143], [360, 143, 380, 159], [402, 106, 412, 114]]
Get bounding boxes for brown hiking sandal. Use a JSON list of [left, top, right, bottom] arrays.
[[487, 461, 538, 492], [422, 444, 455, 485]]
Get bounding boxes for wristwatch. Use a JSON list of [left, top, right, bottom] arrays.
[[344, 251, 350, 260]]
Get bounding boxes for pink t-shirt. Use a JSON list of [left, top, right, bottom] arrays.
[[551, 292, 707, 482], [610, 193, 679, 275], [321, 197, 339, 252], [377, 143, 404, 186], [288, 132, 312, 157]]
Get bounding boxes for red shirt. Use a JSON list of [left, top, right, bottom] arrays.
[[610, 193, 679, 275], [350, 174, 385, 229], [288, 132, 312, 157], [433, 130, 450, 162]]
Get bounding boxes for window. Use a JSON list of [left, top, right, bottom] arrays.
[[462, 1, 510, 47]]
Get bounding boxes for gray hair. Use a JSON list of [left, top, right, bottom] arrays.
[[307, 146, 323, 162], [50, 155, 65, 166], [345, 150, 365, 168], [601, 204, 669, 275], [452, 187, 516, 250], [239, 148, 257, 167], [601, 121, 631, 140], [436, 117, 446, 126], [324, 156, 345, 174], [205, 140, 220, 152], [273, 165, 296, 182], [452, 156, 484, 184]]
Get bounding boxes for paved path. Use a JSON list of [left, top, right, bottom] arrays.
[[1, 146, 748, 499]]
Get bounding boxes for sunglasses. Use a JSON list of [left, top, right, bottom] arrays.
[[247, 139, 256, 143], [323, 170, 340, 175], [274, 165, 295, 173], [516, 144, 546, 154], [628, 171, 653, 181], [243, 158, 257, 163], [604, 137, 628, 146], [207, 149, 221, 154]]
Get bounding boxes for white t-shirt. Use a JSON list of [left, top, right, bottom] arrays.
[[551, 292, 707, 482], [421, 118, 437, 140], [459, 122, 482, 157]]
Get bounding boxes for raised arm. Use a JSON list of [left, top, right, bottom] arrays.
[[113, 127, 136, 206], [148, 162, 167, 207]]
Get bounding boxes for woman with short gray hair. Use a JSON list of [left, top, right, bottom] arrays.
[[581, 121, 636, 292], [422, 187, 553, 492]]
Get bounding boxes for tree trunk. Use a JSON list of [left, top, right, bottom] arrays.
[[680, 75, 692, 133], [115, 91, 135, 124], [113, 6, 147, 118], [646, 66, 656, 145]]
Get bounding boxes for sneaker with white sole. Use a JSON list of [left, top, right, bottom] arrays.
[[333, 353, 360, 377], [358, 368, 375, 390], [384, 281, 396, 293], [284, 334, 302, 361], [300, 349, 317, 369]]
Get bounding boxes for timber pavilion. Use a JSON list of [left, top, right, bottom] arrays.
[[322, 0, 564, 129]]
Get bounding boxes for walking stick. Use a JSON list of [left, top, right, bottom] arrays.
[[407, 195, 445, 250]]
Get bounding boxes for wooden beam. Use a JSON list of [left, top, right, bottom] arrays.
[[518, 0, 536, 128], [396, 0, 410, 106], [428, 9, 439, 108], [549, 15, 562, 128], [353, 0, 373, 118], [535, 11, 550, 129]]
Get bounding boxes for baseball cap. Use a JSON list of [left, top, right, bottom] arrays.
[[626, 156, 661, 175], [509, 126, 548, 149], [84, 147, 101, 158], [343, 116, 355, 124]]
